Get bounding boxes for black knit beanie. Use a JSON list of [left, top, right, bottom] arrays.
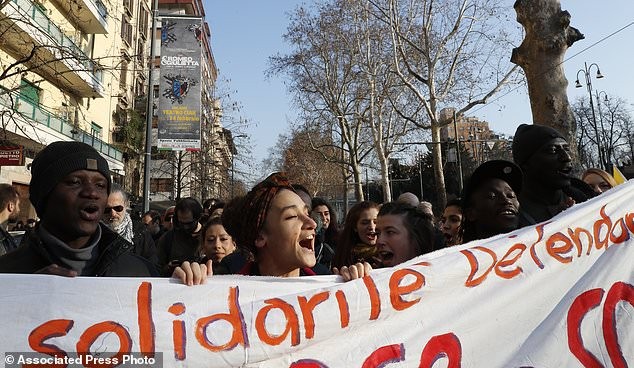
[[512, 124, 566, 166], [30, 141, 111, 215]]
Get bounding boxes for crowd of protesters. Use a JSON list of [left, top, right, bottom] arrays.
[[0, 123, 624, 282]]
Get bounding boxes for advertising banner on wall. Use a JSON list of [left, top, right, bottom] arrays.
[[157, 16, 202, 151], [0, 182, 632, 367]]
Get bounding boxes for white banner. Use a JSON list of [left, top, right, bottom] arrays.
[[1, 182, 633, 367]]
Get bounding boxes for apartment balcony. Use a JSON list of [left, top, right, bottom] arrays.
[[0, 90, 124, 172], [0, 0, 105, 98], [51, 0, 108, 34]]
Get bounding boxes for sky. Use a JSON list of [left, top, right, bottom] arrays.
[[206, 0, 634, 178]]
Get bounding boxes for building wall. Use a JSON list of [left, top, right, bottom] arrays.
[[0, 0, 146, 215]]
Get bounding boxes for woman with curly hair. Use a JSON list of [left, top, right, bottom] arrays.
[[173, 173, 369, 284]]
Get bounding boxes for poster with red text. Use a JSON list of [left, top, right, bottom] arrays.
[[0, 182, 633, 367]]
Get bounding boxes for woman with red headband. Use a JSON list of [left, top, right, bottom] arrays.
[[173, 172, 370, 284]]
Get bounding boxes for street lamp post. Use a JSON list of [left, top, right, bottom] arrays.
[[230, 134, 247, 198], [595, 90, 611, 167], [575, 62, 605, 169]]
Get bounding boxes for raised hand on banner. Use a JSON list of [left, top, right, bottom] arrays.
[[332, 262, 372, 282], [172, 260, 213, 286], [35, 264, 78, 277]]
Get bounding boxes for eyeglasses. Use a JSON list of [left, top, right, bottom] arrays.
[[104, 205, 125, 214]]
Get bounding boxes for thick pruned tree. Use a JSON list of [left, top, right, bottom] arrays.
[[511, 0, 585, 155]]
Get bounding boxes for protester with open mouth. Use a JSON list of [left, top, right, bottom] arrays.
[[0, 141, 158, 277], [512, 124, 594, 226], [375, 202, 435, 268], [460, 160, 522, 243], [332, 201, 380, 270], [173, 173, 370, 284]]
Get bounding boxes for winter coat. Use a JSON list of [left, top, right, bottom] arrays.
[[0, 224, 158, 277]]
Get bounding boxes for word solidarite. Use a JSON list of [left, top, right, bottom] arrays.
[[27, 264, 462, 367]]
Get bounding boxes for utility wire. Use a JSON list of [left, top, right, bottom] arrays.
[[471, 20, 634, 115]]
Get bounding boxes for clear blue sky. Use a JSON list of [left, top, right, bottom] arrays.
[[206, 0, 634, 176]]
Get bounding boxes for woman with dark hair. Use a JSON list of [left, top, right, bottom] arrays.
[[461, 160, 522, 244], [173, 173, 369, 284], [332, 201, 380, 269], [375, 202, 435, 267], [197, 217, 236, 264]]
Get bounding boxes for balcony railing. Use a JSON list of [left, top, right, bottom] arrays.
[[0, 90, 123, 161], [11, 0, 103, 90]]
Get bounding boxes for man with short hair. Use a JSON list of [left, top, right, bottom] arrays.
[[142, 210, 165, 243], [0, 141, 158, 276], [512, 124, 593, 226], [102, 184, 134, 242], [0, 184, 20, 255], [130, 210, 162, 265], [156, 197, 203, 275]]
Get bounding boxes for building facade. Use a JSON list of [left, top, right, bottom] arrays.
[[440, 115, 506, 165], [0, 0, 148, 221]]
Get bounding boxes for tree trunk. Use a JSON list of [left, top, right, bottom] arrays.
[[431, 125, 447, 208], [350, 154, 364, 202], [511, 0, 584, 150]]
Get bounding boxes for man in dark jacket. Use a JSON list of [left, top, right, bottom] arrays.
[[512, 124, 594, 226], [156, 197, 203, 276], [0, 141, 158, 277], [0, 183, 20, 256]]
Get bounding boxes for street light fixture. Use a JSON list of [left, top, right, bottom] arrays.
[[575, 62, 607, 170]]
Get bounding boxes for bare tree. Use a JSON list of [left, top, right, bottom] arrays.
[[351, 0, 419, 201], [266, 126, 342, 197], [269, 2, 377, 203], [371, 0, 520, 206], [573, 95, 633, 169]]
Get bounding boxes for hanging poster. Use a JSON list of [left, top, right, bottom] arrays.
[[157, 16, 202, 151]]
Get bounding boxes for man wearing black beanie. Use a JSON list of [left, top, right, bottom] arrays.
[[0, 141, 158, 277], [512, 124, 593, 225]]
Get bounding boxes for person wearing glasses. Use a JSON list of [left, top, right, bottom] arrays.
[[101, 183, 134, 242], [156, 197, 204, 276], [0, 141, 158, 276]]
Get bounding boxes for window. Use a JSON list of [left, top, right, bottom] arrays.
[[19, 79, 40, 105], [91, 122, 102, 139], [123, 0, 133, 16], [150, 178, 173, 193], [119, 59, 128, 89], [135, 77, 145, 97], [136, 38, 145, 66], [139, 6, 149, 39], [121, 17, 133, 46]]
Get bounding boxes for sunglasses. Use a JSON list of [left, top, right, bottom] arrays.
[[104, 205, 125, 214]]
